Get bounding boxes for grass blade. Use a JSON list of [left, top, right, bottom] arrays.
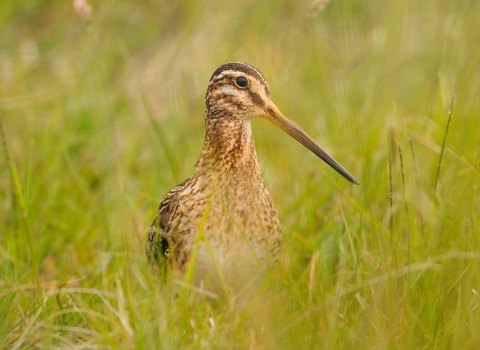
[[434, 99, 454, 194], [0, 112, 39, 287]]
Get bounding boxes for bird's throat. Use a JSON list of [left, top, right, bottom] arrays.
[[195, 116, 262, 178]]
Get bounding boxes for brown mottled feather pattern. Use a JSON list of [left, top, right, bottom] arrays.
[[146, 62, 358, 289], [146, 63, 281, 282]]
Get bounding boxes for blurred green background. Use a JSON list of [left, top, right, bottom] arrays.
[[1, 0, 479, 348]]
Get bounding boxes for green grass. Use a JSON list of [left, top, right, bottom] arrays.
[[1, 0, 480, 348]]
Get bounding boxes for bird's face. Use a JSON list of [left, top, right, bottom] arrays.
[[206, 62, 272, 120], [206, 62, 359, 185]]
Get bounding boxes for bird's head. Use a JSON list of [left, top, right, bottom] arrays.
[[205, 62, 359, 185]]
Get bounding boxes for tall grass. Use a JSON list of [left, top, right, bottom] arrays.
[[1, 0, 479, 348]]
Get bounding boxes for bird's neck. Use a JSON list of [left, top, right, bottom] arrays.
[[195, 115, 262, 179]]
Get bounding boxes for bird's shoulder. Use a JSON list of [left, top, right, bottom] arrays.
[[146, 177, 195, 269], [157, 177, 195, 229]]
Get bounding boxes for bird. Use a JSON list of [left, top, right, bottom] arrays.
[[146, 62, 358, 295]]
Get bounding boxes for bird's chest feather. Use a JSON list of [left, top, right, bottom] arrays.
[[171, 169, 281, 271]]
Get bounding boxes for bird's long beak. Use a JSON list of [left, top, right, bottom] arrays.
[[264, 102, 359, 185]]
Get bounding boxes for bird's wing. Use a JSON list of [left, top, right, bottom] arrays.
[[145, 178, 190, 273]]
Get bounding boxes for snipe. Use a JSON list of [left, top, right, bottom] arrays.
[[146, 62, 358, 292]]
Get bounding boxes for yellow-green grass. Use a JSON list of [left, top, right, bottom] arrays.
[[1, 0, 479, 348]]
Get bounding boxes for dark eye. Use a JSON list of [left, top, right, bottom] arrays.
[[235, 76, 248, 88]]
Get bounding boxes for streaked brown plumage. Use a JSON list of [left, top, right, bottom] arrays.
[[146, 62, 358, 291]]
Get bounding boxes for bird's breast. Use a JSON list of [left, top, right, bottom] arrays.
[[171, 171, 282, 287]]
